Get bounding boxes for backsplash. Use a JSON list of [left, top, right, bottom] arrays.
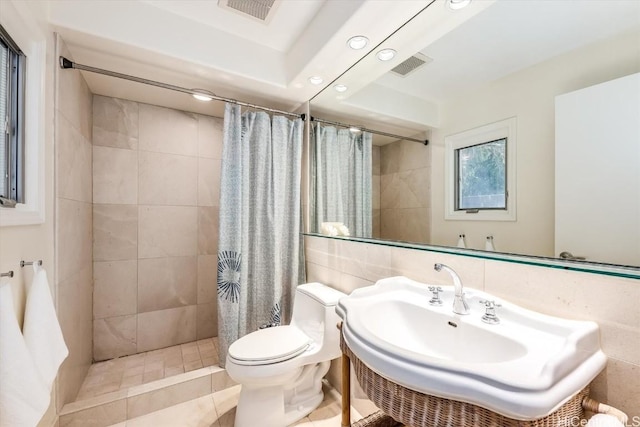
[[304, 235, 639, 417], [91, 96, 221, 361]]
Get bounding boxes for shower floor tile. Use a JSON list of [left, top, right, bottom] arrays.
[[77, 337, 220, 401]]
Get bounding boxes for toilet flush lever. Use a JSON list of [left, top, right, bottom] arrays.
[[428, 286, 443, 306], [259, 322, 279, 329], [479, 300, 501, 324]]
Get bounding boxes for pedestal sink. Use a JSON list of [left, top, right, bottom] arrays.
[[336, 276, 607, 420]]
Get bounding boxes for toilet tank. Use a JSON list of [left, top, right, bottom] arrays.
[[291, 283, 346, 355]]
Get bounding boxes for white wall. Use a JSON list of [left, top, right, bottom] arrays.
[[0, 1, 57, 425], [430, 30, 640, 257]]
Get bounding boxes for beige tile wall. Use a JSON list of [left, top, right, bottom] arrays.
[[55, 36, 94, 406], [379, 139, 431, 243], [92, 96, 222, 361], [304, 235, 640, 417]]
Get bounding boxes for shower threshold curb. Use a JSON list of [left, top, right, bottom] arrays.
[[59, 365, 236, 426]]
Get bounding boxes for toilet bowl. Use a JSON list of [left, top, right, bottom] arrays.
[[225, 282, 347, 427]]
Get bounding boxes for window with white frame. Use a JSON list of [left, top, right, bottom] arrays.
[[0, 24, 25, 205], [445, 117, 517, 221], [0, 1, 46, 226]]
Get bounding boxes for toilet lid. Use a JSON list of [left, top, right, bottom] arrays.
[[228, 325, 311, 366]]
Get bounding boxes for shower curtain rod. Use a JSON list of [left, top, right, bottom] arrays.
[[310, 116, 428, 145], [59, 57, 305, 120]]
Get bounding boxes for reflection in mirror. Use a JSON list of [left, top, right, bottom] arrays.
[[309, 0, 640, 270], [309, 122, 373, 238]]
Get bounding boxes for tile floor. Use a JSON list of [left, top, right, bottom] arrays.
[[105, 382, 373, 427], [78, 338, 219, 400]]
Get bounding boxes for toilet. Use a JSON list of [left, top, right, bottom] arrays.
[[225, 282, 347, 427]]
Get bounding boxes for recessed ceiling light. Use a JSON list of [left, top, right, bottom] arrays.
[[347, 35, 369, 50], [308, 76, 324, 85], [192, 89, 214, 102], [334, 84, 348, 93], [447, 0, 471, 10], [376, 49, 396, 61]]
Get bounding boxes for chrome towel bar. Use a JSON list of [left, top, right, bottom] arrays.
[[20, 260, 43, 268]]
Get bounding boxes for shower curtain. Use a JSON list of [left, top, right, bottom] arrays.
[[216, 103, 305, 367], [311, 124, 373, 237]]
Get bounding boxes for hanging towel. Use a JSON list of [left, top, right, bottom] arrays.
[[0, 282, 51, 427], [23, 264, 68, 390]]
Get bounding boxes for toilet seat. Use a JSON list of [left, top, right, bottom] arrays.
[[228, 325, 311, 366]]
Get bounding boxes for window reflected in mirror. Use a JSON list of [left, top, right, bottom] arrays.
[[456, 138, 506, 212]]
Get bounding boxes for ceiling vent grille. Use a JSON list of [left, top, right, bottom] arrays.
[[390, 53, 433, 77], [219, 0, 278, 22]]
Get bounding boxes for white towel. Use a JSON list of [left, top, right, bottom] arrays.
[[0, 282, 51, 427], [23, 264, 68, 389], [320, 222, 339, 236], [321, 222, 350, 237]]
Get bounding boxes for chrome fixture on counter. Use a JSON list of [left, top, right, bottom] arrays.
[[434, 263, 469, 315]]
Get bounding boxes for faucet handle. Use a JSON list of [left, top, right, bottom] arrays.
[[479, 299, 501, 309], [479, 300, 501, 324], [428, 286, 443, 306]]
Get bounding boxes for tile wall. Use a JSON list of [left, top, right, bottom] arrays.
[[378, 140, 430, 243], [92, 96, 222, 361], [304, 235, 640, 417], [55, 36, 94, 407]]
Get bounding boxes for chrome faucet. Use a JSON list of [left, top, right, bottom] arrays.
[[434, 263, 470, 315]]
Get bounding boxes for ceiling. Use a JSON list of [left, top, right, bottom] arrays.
[[45, 0, 430, 117], [376, 0, 640, 104], [310, 0, 640, 144], [42, 0, 640, 135], [140, 0, 325, 53]]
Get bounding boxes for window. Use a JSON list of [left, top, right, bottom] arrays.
[[0, 24, 25, 204], [456, 138, 506, 211], [0, 3, 46, 226], [445, 118, 516, 221]]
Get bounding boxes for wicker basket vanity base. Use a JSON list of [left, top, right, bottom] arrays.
[[352, 411, 403, 427], [341, 336, 589, 427]]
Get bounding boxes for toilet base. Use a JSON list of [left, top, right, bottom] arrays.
[[233, 361, 331, 427], [282, 383, 324, 426]]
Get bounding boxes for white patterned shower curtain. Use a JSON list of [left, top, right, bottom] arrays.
[[311, 124, 373, 237], [216, 103, 305, 367]]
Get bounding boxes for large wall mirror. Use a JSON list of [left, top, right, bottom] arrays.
[[309, 0, 640, 273]]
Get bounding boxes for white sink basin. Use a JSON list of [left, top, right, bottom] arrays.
[[336, 276, 607, 420], [363, 299, 528, 364]]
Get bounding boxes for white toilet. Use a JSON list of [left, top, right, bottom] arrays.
[[225, 282, 347, 427]]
